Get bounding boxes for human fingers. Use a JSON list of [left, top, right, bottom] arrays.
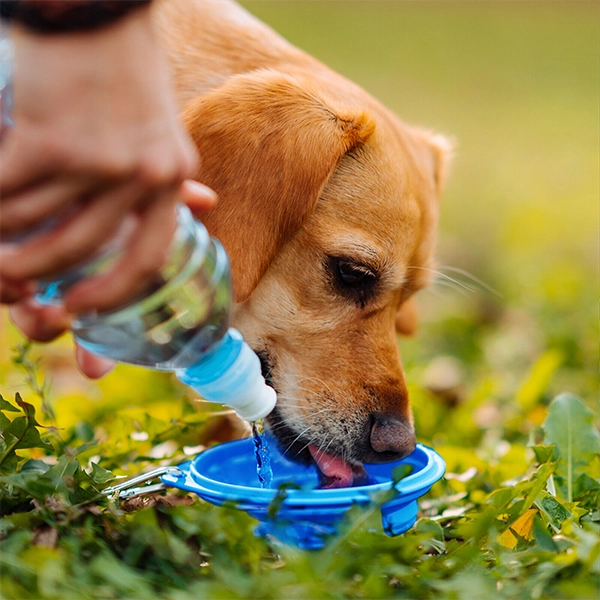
[[0, 180, 143, 282], [63, 181, 218, 312], [0, 276, 36, 304], [8, 298, 72, 342], [63, 194, 177, 313], [8, 298, 115, 379], [75, 344, 115, 379], [0, 129, 61, 198], [0, 176, 93, 237], [180, 180, 218, 216]]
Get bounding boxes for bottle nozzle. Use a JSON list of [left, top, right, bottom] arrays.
[[176, 329, 277, 421]]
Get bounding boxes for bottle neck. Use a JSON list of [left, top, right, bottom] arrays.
[[176, 328, 277, 421], [176, 328, 242, 383]]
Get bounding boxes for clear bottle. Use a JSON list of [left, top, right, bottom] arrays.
[[0, 33, 275, 422], [41, 205, 276, 422]]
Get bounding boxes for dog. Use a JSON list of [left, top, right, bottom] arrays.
[[154, 0, 450, 488]]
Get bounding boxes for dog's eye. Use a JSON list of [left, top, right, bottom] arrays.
[[326, 256, 379, 308], [338, 261, 373, 286]]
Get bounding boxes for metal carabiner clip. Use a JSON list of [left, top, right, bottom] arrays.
[[102, 466, 183, 500]]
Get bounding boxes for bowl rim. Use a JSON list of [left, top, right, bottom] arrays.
[[171, 441, 446, 507]]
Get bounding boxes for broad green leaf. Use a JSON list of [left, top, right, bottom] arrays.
[[0, 471, 58, 500], [44, 454, 82, 497], [498, 461, 558, 527], [537, 490, 571, 531], [0, 394, 52, 474], [518, 462, 557, 516], [415, 518, 445, 541], [20, 459, 51, 475], [14, 393, 43, 426], [2, 416, 49, 452], [0, 411, 13, 430], [89, 462, 114, 485], [1, 394, 24, 434], [0, 448, 19, 479], [543, 394, 600, 502], [531, 445, 557, 465], [487, 487, 516, 513], [532, 513, 557, 551], [574, 472, 600, 495], [392, 464, 413, 483]]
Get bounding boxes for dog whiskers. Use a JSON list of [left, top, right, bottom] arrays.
[[436, 265, 501, 297], [292, 375, 335, 395], [428, 278, 474, 298], [408, 264, 500, 297], [408, 265, 476, 294], [281, 424, 316, 455], [320, 435, 338, 458], [297, 432, 328, 457]]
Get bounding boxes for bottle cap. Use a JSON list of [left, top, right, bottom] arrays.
[[177, 329, 277, 421]]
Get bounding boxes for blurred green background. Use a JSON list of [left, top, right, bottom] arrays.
[[1, 0, 598, 431]]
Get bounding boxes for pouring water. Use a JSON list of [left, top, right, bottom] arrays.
[[251, 418, 273, 488]]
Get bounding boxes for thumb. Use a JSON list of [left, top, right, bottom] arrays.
[[75, 344, 115, 379], [180, 180, 218, 216]]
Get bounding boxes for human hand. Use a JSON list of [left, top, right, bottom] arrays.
[[6, 179, 217, 379], [7, 298, 117, 379], [0, 4, 203, 314]]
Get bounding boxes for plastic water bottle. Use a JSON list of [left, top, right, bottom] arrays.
[[1, 34, 275, 489], [52, 205, 276, 422], [8, 201, 273, 422]]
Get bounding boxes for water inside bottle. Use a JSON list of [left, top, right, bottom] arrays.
[[72, 237, 232, 370], [251, 419, 273, 488]]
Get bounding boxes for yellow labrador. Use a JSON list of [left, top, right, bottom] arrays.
[[155, 0, 450, 487]]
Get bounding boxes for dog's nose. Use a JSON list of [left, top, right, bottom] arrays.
[[369, 412, 416, 460]]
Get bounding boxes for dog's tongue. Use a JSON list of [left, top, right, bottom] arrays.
[[308, 445, 368, 489]]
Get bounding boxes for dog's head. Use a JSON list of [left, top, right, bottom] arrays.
[[184, 70, 450, 487]]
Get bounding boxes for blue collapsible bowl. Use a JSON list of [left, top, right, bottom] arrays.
[[162, 438, 445, 550]]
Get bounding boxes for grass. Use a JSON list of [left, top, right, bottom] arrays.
[[1, 2, 598, 598]]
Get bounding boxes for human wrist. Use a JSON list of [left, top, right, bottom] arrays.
[[11, 3, 170, 121], [0, 0, 153, 35]]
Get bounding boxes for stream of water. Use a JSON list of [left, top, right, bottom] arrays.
[[251, 419, 273, 488]]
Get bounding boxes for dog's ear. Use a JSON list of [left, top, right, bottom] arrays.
[[395, 296, 418, 336], [395, 131, 452, 337], [409, 128, 454, 197], [183, 70, 375, 302], [427, 132, 454, 195]]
